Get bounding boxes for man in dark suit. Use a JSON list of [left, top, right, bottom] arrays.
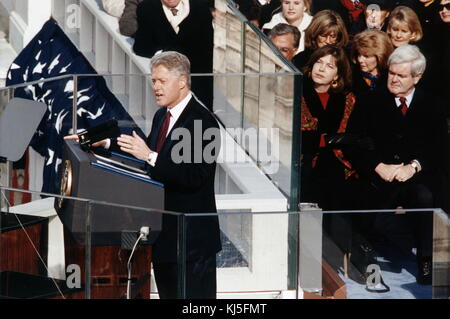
[[346, 44, 447, 285], [114, 51, 221, 298], [133, 0, 214, 110]]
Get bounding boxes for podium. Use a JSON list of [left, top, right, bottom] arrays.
[[55, 140, 165, 299]]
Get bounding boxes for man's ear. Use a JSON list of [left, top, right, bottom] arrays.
[[179, 77, 186, 89], [413, 73, 423, 85]]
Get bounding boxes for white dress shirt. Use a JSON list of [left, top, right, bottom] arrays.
[[162, 0, 190, 34], [394, 88, 415, 109], [146, 92, 192, 166]]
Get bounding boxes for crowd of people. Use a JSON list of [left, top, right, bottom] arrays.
[[99, 0, 450, 290], [260, 0, 449, 288]]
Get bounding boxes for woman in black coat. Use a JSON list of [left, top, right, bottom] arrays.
[[300, 45, 356, 210], [300, 45, 383, 286]]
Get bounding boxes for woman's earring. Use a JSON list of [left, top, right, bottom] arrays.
[[331, 80, 338, 89]]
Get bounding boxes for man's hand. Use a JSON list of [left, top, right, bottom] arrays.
[[393, 164, 416, 182], [375, 163, 404, 182], [117, 131, 152, 161]]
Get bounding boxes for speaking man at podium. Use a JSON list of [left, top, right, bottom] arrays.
[[66, 51, 221, 299]]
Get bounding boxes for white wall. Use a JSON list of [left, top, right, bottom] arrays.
[[5, 0, 51, 52]]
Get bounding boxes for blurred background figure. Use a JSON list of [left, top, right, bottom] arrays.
[[312, 0, 367, 36], [268, 23, 300, 61], [119, 0, 143, 37], [293, 10, 349, 69], [361, 0, 393, 30], [262, 0, 313, 52]]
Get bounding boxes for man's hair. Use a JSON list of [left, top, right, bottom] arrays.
[[268, 23, 301, 49], [150, 51, 191, 88], [388, 44, 426, 77]]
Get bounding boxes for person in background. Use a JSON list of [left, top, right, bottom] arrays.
[[293, 10, 349, 69], [119, 0, 143, 37], [268, 23, 301, 61], [361, 0, 393, 30], [258, 0, 281, 26], [350, 29, 394, 94], [133, 0, 215, 110], [386, 6, 423, 48], [262, 0, 313, 52], [312, 0, 367, 36], [234, 0, 263, 27], [103, 0, 125, 18]]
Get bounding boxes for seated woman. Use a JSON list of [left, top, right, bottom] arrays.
[[386, 6, 423, 48], [293, 10, 348, 70], [300, 45, 383, 287], [262, 0, 313, 52], [350, 29, 394, 94]]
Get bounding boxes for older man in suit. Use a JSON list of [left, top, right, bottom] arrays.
[[346, 44, 447, 285], [133, 0, 214, 110], [118, 51, 221, 298]]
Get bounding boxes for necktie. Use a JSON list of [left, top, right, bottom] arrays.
[[399, 97, 408, 116], [170, 8, 178, 16], [156, 111, 171, 153]]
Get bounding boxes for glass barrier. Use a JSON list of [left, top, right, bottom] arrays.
[[0, 187, 88, 299], [0, 71, 300, 212], [1, 186, 448, 299]]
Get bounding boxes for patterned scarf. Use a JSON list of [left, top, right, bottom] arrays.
[[362, 72, 380, 89]]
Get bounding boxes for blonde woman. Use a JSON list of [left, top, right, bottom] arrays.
[[350, 29, 394, 93], [386, 6, 423, 47]]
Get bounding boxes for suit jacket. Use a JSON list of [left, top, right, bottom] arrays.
[[146, 95, 221, 263], [346, 86, 447, 190], [133, 0, 213, 74]]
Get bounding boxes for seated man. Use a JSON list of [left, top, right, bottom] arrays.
[[346, 44, 447, 285], [268, 23, 300, 61]]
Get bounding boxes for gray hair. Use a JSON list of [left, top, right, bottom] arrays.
[[387, 44, 426, 77], [268, 23, 301, 49], [150, 51, 191, 88]]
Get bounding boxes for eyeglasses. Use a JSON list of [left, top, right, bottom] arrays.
[[439, 3, 450, 11]]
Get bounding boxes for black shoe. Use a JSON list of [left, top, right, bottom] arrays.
[[416, 258, 432, 285]]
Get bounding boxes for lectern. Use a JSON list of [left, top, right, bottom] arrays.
[[55, 139, 165, 299]]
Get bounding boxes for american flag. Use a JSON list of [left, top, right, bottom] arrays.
[[6, 18, 142, 194]]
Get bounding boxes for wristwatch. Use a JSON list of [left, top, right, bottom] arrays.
[[410, 160, 419, 173]]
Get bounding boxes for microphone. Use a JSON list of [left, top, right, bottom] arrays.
[[78, 118, 120, 150]]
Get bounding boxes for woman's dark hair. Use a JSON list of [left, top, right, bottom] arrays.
[[303, 45, 352, 93]]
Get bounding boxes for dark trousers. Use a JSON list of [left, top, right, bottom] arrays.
[[374, 182, 434, 258], [153, 255, 217, 299]]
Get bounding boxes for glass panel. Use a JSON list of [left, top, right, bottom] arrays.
[[84, 201, 176, 299], [0, 187, 87, 299]]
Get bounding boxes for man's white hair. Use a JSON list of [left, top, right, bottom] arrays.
[[388, 44, 426, 77]]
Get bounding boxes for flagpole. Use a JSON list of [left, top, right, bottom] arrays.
[[72, 75, 78, 134]]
